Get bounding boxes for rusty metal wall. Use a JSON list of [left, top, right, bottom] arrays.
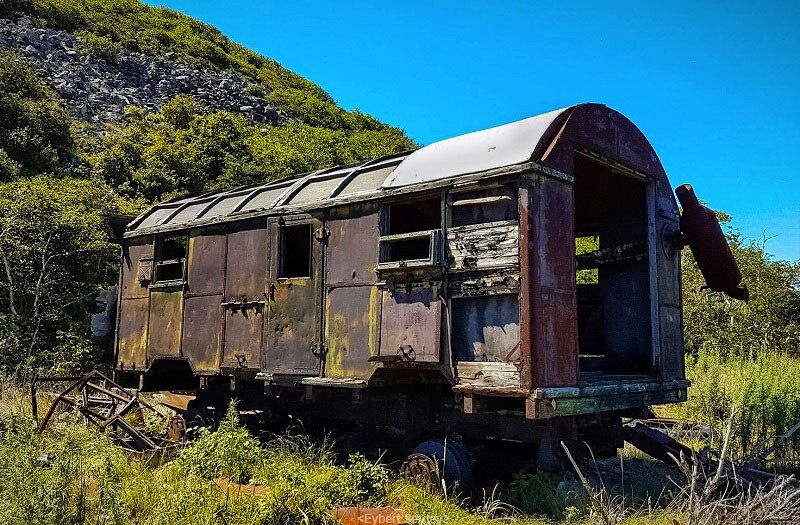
[[533, 105, 685, 384], [117, 239, 152, 370], [265, 215, 323, 375], [379, 286, 441, 363], [222, 221, 268, 371], [117, 296, 149, 370], [655, 192, 684, 380], [120, 239, 152, 300], [519, 175, 578, 389], [324, 205, 381, 379], [186, 230, 226, 294], [147, 289, 183, 360], [182, 229, 227, 373]]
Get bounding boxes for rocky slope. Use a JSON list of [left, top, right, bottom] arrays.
[[0, 16, 281, 127]]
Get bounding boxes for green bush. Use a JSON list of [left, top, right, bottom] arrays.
[[682, 216, 800, 358], [506, 470, 575, 518], [0, 52, 74, 179], [91, 95, 413, 202], [0, 176, 139, 375], [177, 402, 263, 483], [75, 29, 121, 63]]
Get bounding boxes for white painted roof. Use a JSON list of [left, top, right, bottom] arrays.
[[381, 107, 569, 187]]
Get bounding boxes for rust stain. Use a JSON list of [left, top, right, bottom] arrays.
[[117, 297, 149, 369], [147, 290, 183, 360]]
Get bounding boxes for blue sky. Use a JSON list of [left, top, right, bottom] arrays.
[[146, 1, 799, 262]]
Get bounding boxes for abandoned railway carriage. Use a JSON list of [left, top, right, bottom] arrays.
[[114, 103, 743, 477]]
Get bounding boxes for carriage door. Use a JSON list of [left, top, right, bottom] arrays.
[[222, 221, 268, 373], [265, 215, 324, 375]]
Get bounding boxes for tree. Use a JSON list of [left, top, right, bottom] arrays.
[[682, 216, 800, 359], [0, 176, 137, 375], [0, 52, 74, 180], [91, 96, 414, 202]]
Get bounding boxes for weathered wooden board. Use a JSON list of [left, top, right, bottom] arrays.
[[447, 222, 518, 270], [455, 361, 520, 389]]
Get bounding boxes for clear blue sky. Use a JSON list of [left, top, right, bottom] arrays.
[[147, 0, 799, 262]]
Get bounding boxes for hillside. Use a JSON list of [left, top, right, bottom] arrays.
[[0, 0, 413, 374], [0, 0, 399, 132]]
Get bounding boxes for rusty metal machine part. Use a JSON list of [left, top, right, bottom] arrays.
[[31, 370, 177, 456], [400, 439, 473, 492], [675, 184, 748, 301]]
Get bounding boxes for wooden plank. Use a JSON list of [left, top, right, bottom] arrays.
[[448, 222, 519, 270], [455, 361, 520, 389]]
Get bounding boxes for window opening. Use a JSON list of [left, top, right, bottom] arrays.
[[279, 224, 311, 278], [378, 197, 442, 267], [386, 198, 440, 234], [154, 236, 186, 283], [450, 184, 518, 226]]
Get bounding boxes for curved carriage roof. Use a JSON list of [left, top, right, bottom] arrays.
[[127, 103, 665, 235]]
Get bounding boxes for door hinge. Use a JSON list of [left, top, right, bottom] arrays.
[[314, 226, 330, 240]]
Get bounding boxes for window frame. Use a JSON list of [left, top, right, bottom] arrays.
[[151, 234, 187, 287], [377, 194, 444, 271]]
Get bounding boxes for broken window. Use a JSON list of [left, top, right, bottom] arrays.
[[385, 198, 441, 234], [279, 224, 311, 278], [575, 235, 600, 284], [378, 197, 442, 268], [449, 184, 518, 227], [154, 236, 186, 283]]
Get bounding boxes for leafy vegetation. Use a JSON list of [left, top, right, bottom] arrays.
[[659, 350, 800, 462], [0, 51, 74, 180], [90, 96, 412, 202], [682, 215, 800, 358], [0, 387, 700, 525], [0, 176, 138, 375], [75, 29, 121, 63]]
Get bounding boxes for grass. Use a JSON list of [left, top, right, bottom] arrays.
[[657, 350, 800, 464], [1, 350, 799, 524]]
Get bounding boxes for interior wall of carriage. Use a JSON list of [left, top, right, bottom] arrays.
[[573, 152, 654, 378]]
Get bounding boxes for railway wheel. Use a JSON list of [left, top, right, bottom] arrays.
[[400, 439, 473, 493]]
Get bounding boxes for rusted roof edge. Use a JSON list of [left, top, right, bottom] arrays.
[[122, 161, 568, 239]]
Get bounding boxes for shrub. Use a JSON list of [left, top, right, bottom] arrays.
[[91, 96, 413, 202], [177, 402, 263, 483], [0, 51, 74, 178], [75, 30, 121, 63], [682, 217, 800, 358], [0, 176, 139, 376]]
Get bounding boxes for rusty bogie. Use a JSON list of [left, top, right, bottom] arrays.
[[114, 104, 690, 453]]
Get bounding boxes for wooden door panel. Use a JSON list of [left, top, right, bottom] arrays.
[[147, 289, 183, 360]]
